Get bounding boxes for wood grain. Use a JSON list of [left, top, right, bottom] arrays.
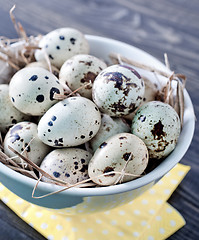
[[0, 0, 198, 239]]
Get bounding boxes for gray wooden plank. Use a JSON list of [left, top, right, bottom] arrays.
[[0, 201, 45, 240]]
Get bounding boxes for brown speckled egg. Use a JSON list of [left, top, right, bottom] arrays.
[[37, 96, 101, 147], [124, 76, 158, 121], [40, 148, 92, 184], [92, 64, 145, 117], [3, 122, 51, 166], [59, 54, 107, 99], [34, 28, 89, 68], [89, 113, 130, 152], [131, 101, 181, 159], [9, 67, 64, 116], [0, 84, 31, 134], [88, 133, 148, 186]]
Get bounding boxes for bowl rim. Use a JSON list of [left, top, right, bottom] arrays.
[[0, 34, 195, 197]]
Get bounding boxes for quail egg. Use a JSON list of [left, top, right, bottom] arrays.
[[34, 28, 89, 68], [0, 54, 15, 83], [59, 54, 107, 99], [92, 64, 145, 116], [124, 76, 159, 121], [0, 84, 31, 134], [89, 113, 130, 152], [26, 61, 59, 78], [37, 96, 101, 147], [88, 133, 148, 186], [4, 122, 51, 166], [40, 148, 92, 184], [131, 101, 181, 159], [9, 67, 64, 116]]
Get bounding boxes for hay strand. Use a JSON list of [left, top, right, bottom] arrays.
[[53, 80, 92, 100], [109, 52, 186, 83], [32, 170, 143, 199], [7, 145, 70, 186]]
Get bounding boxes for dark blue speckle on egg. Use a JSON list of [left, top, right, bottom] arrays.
[[51, 116, 57, 121], [49, 54, 54, 60], [10, 133, 20, 143], [48, 121, 53, 126], [36, 94, 45, 102], [53, 171, 61, 178], [100, 142, 107, 148], [50, 87, 60, 101], [29, 75, 38, 81], [59, 36, 65, 40], [70, 38, 76, 45], [139, 115, 146, 122]]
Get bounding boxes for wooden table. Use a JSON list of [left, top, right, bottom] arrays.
[[0, 0, 198, 239]]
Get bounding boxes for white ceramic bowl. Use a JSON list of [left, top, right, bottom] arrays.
[[0, 35, 195, 215]]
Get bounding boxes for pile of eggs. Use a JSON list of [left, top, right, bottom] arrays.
[[0, 28, 181, 186]]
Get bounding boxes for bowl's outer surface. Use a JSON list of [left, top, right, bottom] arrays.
[[0, 35, 195, 214]]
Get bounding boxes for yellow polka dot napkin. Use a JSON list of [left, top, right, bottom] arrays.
[[0, 163, 190, 240]]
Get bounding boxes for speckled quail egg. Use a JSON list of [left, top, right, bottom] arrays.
[[89, 113, 130, 152], [124, 76, 159, 121], [0, 84, 31, 134], [59, 54, 107, 99], [92, 64, 145, 117], [34, 28, 89, 68], [131, 101, 181, 159], [4, 122, 51, 166], [88, 133, 148, 186], [142, 77, 159, 102], [26, 61, 59, 78], [40, 148, 92, 184], [37, 96, 101, 147], [0, 54, 15, 83], [9, 67, 64, 116]]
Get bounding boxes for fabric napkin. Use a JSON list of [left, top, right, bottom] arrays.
[[0, 163, 190, 240]]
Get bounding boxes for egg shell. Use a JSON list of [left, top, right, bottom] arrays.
[[92, 64, 145, 117], [59, 54, 107, 99], [0, 56, 15, 83], [9, 67, 64, 116], [124, 76, 158, 121], [40, 148, 92, 184], [34, 28, 89, 68], [88, 133, 148, 186], [131, 101, 181, 159], [3, 122, 51, 166], [89, 113, 130, 152], [0, 84, 31, 134], [37, 96, 101, 147], [26, 61, 59, 79]]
